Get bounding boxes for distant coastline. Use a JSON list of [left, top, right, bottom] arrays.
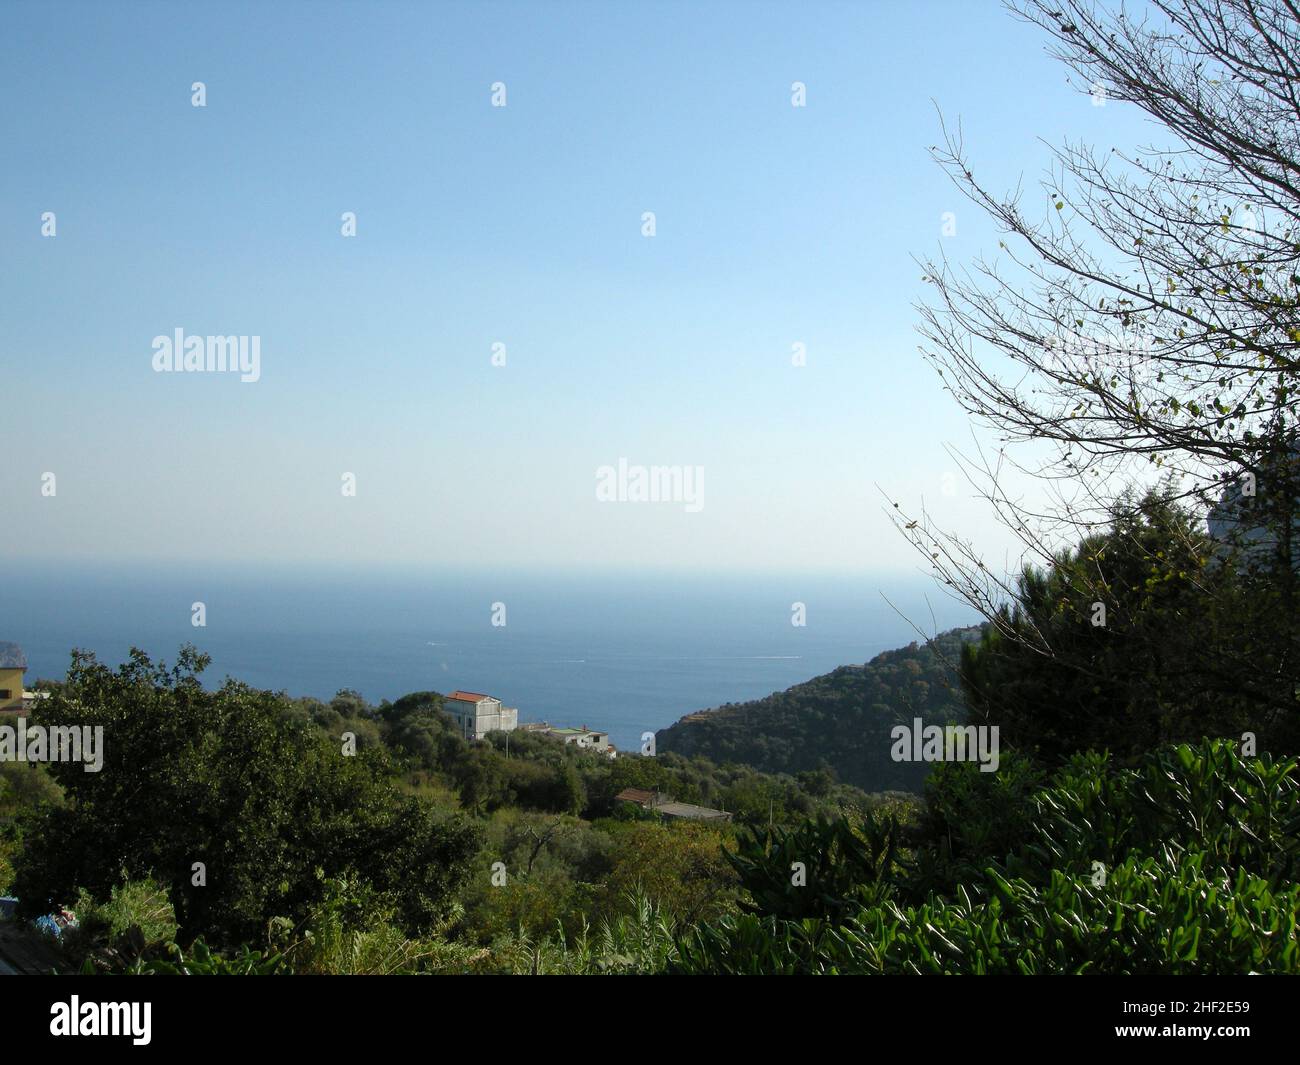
[[0, 565, 977, 753]]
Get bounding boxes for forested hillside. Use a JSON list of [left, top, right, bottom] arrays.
[[0, 646, 886, 974], [656, 626, 983, 792]]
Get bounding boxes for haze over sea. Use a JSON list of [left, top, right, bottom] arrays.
[[3, 563, 975, 752]]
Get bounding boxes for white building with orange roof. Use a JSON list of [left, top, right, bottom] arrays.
[[443, 690, 518, 741]]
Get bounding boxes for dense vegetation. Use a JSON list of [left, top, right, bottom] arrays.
[[961, 489, 1300, 765], [656, 626, 981, 792], [675, 740, 1300, 974], [5, 656, 1293, 974], [10, 650, 482, 944], [0, 646, 887, 974]]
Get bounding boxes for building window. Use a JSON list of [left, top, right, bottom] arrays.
[[0, 689, 10, 699]]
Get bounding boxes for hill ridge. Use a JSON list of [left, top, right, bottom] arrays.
[[655, 624, 984, 792]]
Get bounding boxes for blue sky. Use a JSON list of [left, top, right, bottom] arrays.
[[0, 0, 1156, 574]]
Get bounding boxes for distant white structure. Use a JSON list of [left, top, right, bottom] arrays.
[[521, 721, 616, 758], [1207, 444, 1300, 570], [444, 690, 518, 741]]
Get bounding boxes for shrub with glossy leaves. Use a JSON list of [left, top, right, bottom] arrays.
[[675, 740, 1300, 974]]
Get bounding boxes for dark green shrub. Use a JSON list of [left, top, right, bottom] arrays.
[[676, 739, 1300, 975]]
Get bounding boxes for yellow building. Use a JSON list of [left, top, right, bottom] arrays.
[[0, 642, 27, 712]]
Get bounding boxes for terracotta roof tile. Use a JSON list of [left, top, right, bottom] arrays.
[[614, 787, 657, 806]]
